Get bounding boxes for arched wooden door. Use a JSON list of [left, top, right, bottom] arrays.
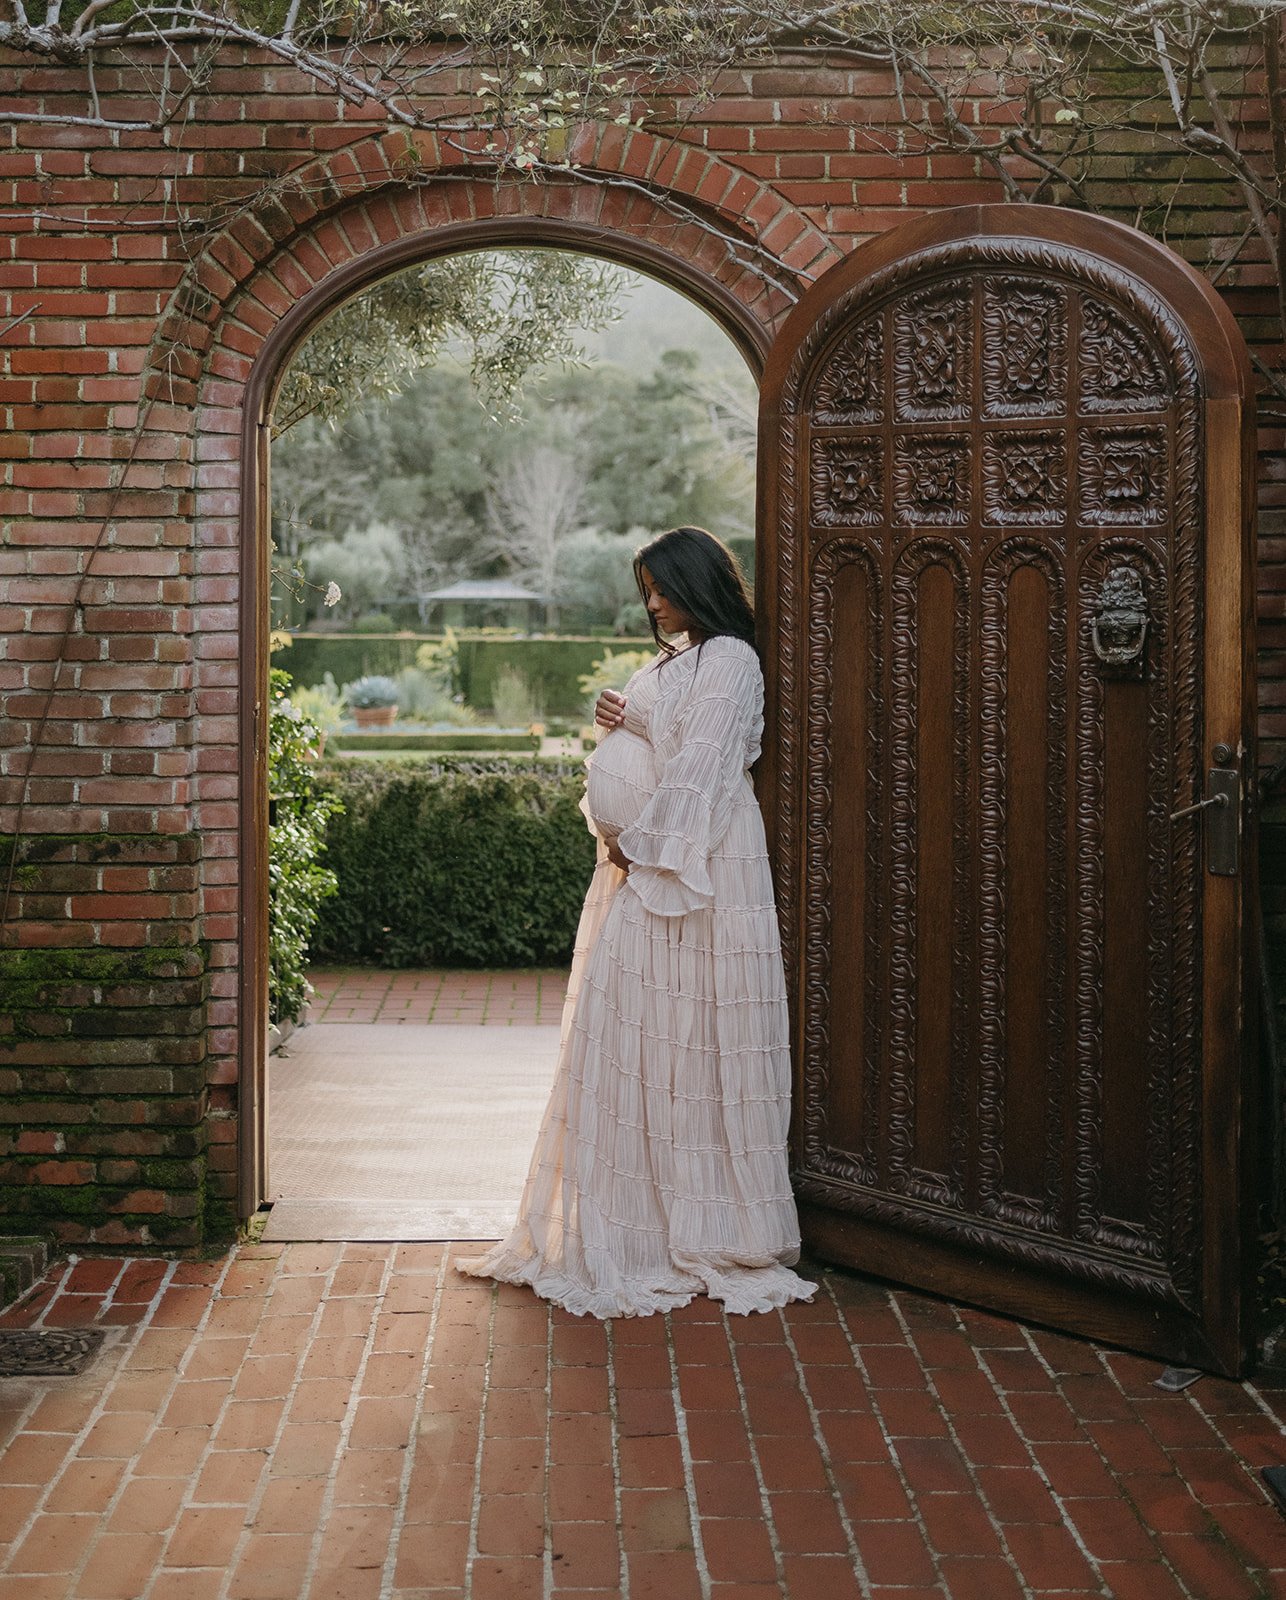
[[759, 205, 1256, 1376]]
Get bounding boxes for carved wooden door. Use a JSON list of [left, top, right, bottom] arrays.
[[759, 206, 1255, 1375]]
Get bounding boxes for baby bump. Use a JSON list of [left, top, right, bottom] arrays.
[[585, 729, 657, 838]]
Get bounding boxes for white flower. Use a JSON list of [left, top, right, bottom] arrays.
[[323, 581, 342, 608]]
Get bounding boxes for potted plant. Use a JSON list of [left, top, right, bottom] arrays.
[[344, 674, 400, 729]]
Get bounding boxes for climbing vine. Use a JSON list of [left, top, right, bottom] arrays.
[[267, 667, 342, 1027], [4, 3, 1283, 404]]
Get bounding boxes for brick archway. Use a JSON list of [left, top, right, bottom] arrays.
[[180, 128, 842, 412], [198, 152, 837, 1216]]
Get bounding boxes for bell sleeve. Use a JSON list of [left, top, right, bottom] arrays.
[[616, 646, 757, 917]]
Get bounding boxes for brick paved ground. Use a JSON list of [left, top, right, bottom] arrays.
[[307, 969, 569, 1026], [2, 1247, 1285, 1599]]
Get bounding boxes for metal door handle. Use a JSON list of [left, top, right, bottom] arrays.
[[1170, 792, 1229, 822], [1170, 769, 1239, 876]]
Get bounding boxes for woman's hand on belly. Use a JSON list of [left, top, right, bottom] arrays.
[[595, 689, 627, 730], [605, 837, 631, 873]]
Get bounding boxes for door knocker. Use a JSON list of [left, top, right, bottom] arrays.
[[1090, 563, 1149, 678]]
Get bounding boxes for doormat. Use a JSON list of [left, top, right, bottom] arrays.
[[0, 1328, 106, 1376]]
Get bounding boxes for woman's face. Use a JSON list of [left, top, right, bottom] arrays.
[[639, 564, 698, 638]]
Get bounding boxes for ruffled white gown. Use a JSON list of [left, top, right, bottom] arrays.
[[458, 635, 815, 1317]]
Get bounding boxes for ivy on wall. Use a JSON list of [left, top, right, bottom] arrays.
[[268, 669, 342, 1026]]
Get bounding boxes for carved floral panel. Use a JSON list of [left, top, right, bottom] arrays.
[[1078, 425, 1169, 525], [1078, 297, 1171, 414], [981, 278, 1068, 419], [893, 283, 973, 422], [809, 436, 884, 527], [893, 433, 971, 526], [812, 316, 884, 425], [982, 429, 1068, 527]]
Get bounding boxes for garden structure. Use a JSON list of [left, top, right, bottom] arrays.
[[416, 578, 548, 629], [0, 6, 1282, 1377]]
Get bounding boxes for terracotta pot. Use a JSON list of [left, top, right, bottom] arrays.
[[354, 705, 398, 729]]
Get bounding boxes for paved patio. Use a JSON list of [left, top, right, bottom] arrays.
[[2, 1245, 1285, 1599], [264, 969, 568, 1241], [305, 969, 569, 1027], [265, 1025, 559, 1241]]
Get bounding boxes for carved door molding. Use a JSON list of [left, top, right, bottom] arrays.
[[759, 206, 1256, 1375]]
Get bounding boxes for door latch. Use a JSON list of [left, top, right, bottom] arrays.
[[1170, 768, 1239, 876]]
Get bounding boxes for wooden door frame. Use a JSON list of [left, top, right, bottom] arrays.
[[236, 219, 772, 1219], [758, 204, 1257, 1373]]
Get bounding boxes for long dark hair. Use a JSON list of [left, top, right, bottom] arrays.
[[633, 526, 756, 661]]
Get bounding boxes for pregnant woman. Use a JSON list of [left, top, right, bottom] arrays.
[[459, 526, 815, 1317]]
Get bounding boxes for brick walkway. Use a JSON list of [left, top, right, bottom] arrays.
[[307, 969, 569, 1026], [2, 1248, 1285, 1599]]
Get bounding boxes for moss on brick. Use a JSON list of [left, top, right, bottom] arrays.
[[0, 832, 217, 1250], [202, 1192, 239, 1242], [0, 945, 202, 1037]]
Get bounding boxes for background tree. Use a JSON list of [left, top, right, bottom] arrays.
[[552, 527, 647, 634], [274, 249, 628, 435], [567, 349, 756, 537], [484, 417, 589, 626], [271, 270, 759, 630]]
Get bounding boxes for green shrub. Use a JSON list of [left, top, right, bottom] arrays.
[[284, 633, 653, 716], [578, 647, 656, 717], [415, 629, 461, 696], [312, 756, 595, 967], [491, 664, 544, 727], [392, 665, 476, 725], [289, 674, 346, 745], [459, 636, 651, 715], [334, 732, 540, 751], [282, 634, 427, 688], [268, 669, 343, 1025]]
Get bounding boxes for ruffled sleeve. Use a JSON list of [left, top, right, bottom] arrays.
[[616, 642, 759, 917]]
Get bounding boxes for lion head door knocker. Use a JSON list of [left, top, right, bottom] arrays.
[[1090, 563, 1149, 678]]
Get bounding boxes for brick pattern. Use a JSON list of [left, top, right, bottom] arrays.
[[0, 834, 212, 1248], [0, 41, 1283, 1235], [0, 1247, 1284, 1598], [306, 967, 569, 1026]]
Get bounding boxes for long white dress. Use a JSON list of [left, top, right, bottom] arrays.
[[459, 635, 816, 1317]]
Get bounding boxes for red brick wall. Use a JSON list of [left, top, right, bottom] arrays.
[[1, 44, 1281, 1245]]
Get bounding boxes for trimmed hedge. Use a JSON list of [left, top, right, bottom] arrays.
[[281, 633, 653, 716], [334, 731, 543, 752], [312, 756, 596, 967], [457, 637, 652, 715], [284, 634, 425, 687]]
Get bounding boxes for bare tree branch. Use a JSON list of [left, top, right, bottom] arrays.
[[0, 305, 38, 340], [0, 0, 1280, 410], [0, 110, 157, 127]]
